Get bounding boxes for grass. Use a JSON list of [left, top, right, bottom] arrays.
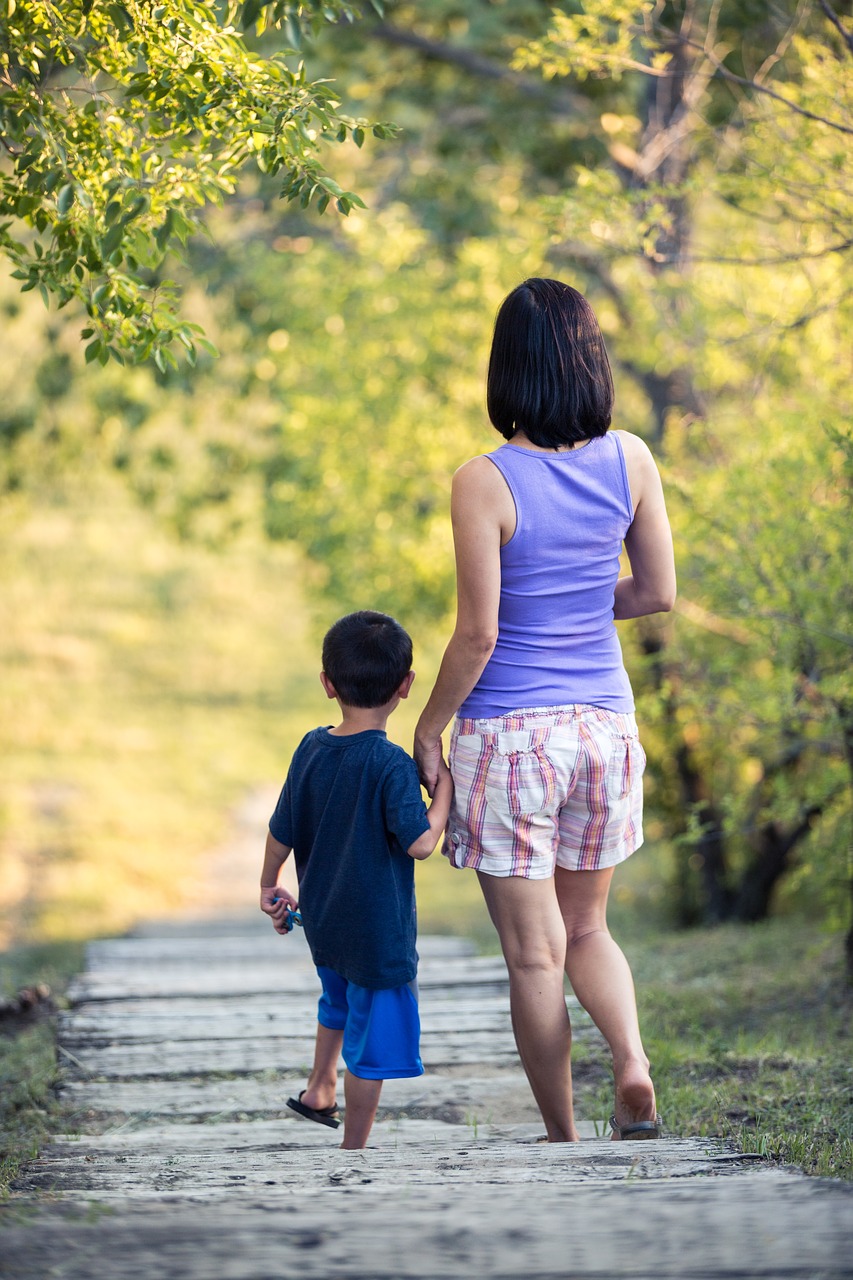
[[0, 939, 84, 1197], [583, 912, 853, 1180]]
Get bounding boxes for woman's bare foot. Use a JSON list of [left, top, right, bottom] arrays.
[[611, 1057, 657, 1139]]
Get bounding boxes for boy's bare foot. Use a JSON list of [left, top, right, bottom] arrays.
[[299, 1084, 338, 1113], [287, 1085, 340, 1128]]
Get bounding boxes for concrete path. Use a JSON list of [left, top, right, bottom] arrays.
[[3, 909, 852, 1277]]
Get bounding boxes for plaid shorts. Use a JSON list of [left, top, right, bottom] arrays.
[[444, 704, 645, 879]]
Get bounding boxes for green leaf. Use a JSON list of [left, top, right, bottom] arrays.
[[103, 225, 123, 257], [154, 208, 175, 251], [57, 185, 75, 217], [106, 4, 134, 32], [240, 0, 265, 30]]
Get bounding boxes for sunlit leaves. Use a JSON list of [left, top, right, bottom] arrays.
[[515, 1, 656, 82], [0, 0, 392, 365]]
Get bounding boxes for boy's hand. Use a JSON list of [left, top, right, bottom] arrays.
[[260, 886, 298, 935], [435, 754, 452, 785]]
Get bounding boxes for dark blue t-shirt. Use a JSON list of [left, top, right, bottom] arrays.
[[269, 728, 430, 989]]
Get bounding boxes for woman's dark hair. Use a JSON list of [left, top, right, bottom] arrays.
[[321, 610, 413, 709], [487, 278, 614, 447]]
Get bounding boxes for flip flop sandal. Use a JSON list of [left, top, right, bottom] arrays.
[[287, 1090, 341, 1129], [609, 1114, 663, 1140]]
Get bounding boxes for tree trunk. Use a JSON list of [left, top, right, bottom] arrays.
[[673, 742, 733, 924], [732, 807, 823, 922]]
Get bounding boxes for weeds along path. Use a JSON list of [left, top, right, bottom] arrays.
[[2, 912, 852, 1277]]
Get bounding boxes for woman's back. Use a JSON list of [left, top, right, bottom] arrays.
[[458, 432, 635, 718]]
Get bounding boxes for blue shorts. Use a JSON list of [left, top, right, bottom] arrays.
[[316, 965, 424, 1080]]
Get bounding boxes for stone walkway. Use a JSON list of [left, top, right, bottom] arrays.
[[2, 911, 852, 1278]]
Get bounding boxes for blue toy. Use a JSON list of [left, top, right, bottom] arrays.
[[273, 897, 302, 933]]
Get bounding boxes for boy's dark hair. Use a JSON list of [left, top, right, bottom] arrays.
[[322, 611, 414, 709], [487, 277, 614, 448]]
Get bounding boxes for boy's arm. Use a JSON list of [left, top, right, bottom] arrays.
[[260, 831, 298, 934], [407, 757, 453, 861]]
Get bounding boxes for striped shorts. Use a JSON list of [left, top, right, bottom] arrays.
[[444, 704, 645, 879]]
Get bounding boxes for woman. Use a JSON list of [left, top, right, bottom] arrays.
[[414, 278, 676, 1143]]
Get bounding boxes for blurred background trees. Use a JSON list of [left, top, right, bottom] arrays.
[[1, 0, 850, 953]]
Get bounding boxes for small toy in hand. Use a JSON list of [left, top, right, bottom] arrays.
[[273, 897, 302, 933]]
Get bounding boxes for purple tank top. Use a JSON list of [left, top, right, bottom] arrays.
[[459, 433, 635, 717]]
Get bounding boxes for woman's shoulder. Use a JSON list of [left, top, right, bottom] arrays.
[[612, 429, 655, 461], [612, 430, 664, 512], [612, 430, 661, 479], [452, 451, 507, 491], [451, 451, 515, 534]]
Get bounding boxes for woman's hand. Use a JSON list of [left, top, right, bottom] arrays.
[[414, 733, 445, 796]]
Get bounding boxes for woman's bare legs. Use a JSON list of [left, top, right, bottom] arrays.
[[554, 865, 657, 1134], [476, 872, 578, 1142]]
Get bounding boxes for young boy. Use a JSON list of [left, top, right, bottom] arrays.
[[260, 610, 452, 1150]]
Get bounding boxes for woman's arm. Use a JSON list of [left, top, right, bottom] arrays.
[[413, 457, 509, 791], [614, 431, 677, 619]]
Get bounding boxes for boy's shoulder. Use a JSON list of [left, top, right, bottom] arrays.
[[291, 728, 414, 768], [289, 725, 330, 759]]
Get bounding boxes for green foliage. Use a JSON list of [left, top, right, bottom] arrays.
[[0, 0, 851, 931], [507, 0, 853, 924], [0, 0, 392, 365], [516, 0, 656, 83]]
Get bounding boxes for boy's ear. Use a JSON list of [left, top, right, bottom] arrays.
[[319, 672, 338, 700], [397, 671, 416, 699]]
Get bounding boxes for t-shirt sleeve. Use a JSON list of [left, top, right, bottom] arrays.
[[268, 773, 294, 847], [381, 752, 430, 854]]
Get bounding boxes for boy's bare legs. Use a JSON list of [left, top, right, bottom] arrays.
[[476, 872, 578, 1142], [555, 866, 657, 1133], [340, 1073, 383, 1149], [298, 1023, 343, 1113]]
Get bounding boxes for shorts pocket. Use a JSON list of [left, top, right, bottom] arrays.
[[606, 735, 646, 802], [485, 744, 557, 817]]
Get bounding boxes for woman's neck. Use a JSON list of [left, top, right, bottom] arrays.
[[509, 430, 591, 453]]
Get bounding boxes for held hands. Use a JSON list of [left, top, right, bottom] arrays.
[[414, 734, 445, 797], [260, 885, 298, 935]]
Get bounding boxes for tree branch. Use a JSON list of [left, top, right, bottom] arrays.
[[676, 31, 853, 136], [654, 238, 853, 267], [819, 0, 853, 56], [365, 21, 586, 116]]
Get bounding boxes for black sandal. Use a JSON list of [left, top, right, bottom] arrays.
[[609, 1114, 663, 1140], [287, 1090, 341, 1129]]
